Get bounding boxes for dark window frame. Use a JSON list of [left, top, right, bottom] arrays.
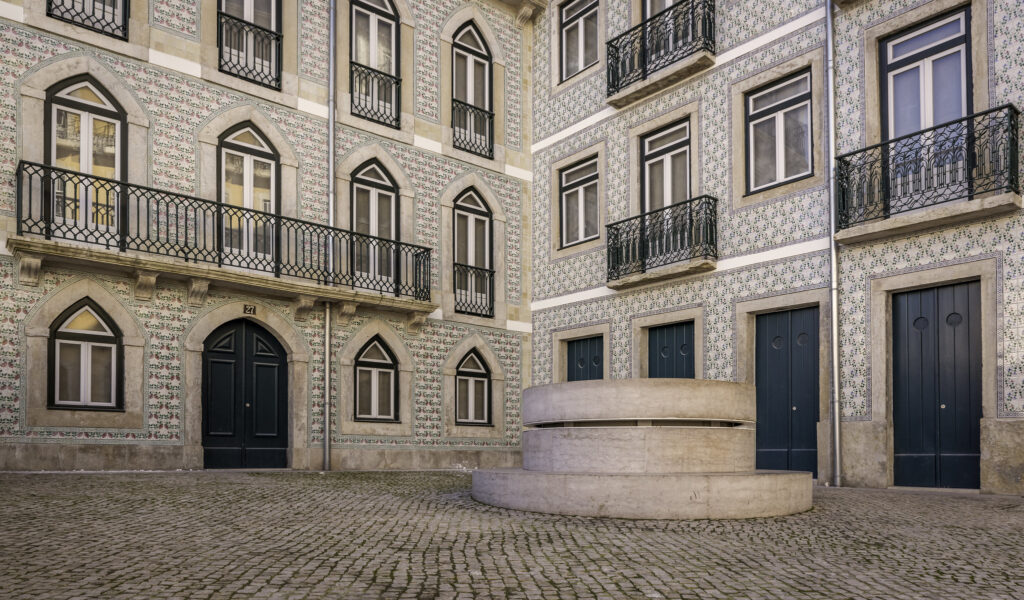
[[451, 21, 494, 111], [559, 0, 599, 82], [215, 121, 283, 224], [452, 188, 495, 318], [743, 67, 814, 196], [349, 0, 402, 129], [47, 297, 125, 411], [557, 155, 600, 249], [46, 0, 129, 40], [349, 158, 401, 241], [44, 74, 129, 179], [639, 117, 690, 214], [353, 335, 401, 423], [454, 349, 493, 426]]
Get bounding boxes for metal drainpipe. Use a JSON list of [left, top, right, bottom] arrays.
[[323, 0, 337, 472], [825, 0, 842, 487]]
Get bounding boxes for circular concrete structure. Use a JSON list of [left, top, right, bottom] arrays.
[[472, 379, 812, 519]]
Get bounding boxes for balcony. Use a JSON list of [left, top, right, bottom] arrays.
[[453, 263, 494, 318], [218, 12, 282, 90], [14, 161, 434, 318], [605, 0, 715, 108], [606, 195, 717, 289], [350, 62, 401, 129], [836, 105, 1021, 244], [47, 0, 128, 40], [452, 99, 494, 159]]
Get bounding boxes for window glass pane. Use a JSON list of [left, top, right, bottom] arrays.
[[671, 150, 688, 205], [64, 308, 107, 333], [583, 11, 598, 67], [931, 50, 964, 125], [57, 342, 82, 404], [456, 213, 469, 263], [354, 11, 371, 66], [454, 54, 468, 102], [457, 378, 469, 420], [646, 124, 687, 152], [890, 18, 962, 60], [360, 342, 390, 363], [562, 160, 597, 184], [474, 379, 486, 420], [222, 0, 245, 19], [473, 217, 487, 267], [473, 60, 487, 108], [750, 76, 810, 113], [891, 67, 922, 137], [357, 369, 373, 416], [647, 159, 665, 211], [564, 22, 580, 76], [90, 345, 113, 405], [253, 0, 273, 29], [67, 85, 107, 107], [376, 371, 393, 417], [461, 354, 484, 372], [377, 20, 394, 73], [583, 183, 598, 238], [376, 192, 393, 239], [752, 118, 777, 189], [783, 106, 811, 178], [564, 191, 579, 243], [55, 109, 82, 173], [648, 0, 671, 15], [223, 153, 245, 207], [229, 129, 265, 149], [354, 188, 371, 234], [253, 159, 273, 213], [456, 29, 483, 52]]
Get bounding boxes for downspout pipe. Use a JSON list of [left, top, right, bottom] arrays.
[[324, 0, 337, 472], [825, 0, 842, 487]]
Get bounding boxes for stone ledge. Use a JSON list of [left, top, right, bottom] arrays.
[[606, 51, 715, 109], [834, 192, 1022, 245], [606, 257, 716, 290]]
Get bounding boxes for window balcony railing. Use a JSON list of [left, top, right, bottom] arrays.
[[606, 0, 715, 97], [15, 161, 432, 301], [47, 0, 128, 40], [453, 263, 494, 318], [606, 195, 717, 281], [452, 99, 494, 159], [350, 62, 401, 129], [218, 11, 282, 90], [836, 105, 1020, 231]]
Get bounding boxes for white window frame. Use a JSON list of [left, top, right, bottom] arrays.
[[351, 2, 397, 74], [886, 46, 967, 137], [559, 0, 599, 81], [455, 353, 490, 424], [52, 306, 117, 408], [641, 120, 690, 213], [559, 157, 600, 247], [745, 72, 813, 193], [220, 130, 277, 260]]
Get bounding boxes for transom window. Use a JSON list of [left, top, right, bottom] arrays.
[[456, 350, 491, 425], [641, 120, 689, 213], [219, 123, 278, 259], [49, 299, 122, 409], [745, 71, 813, 193], [560, 0, 598, 81], [354, 336, 398, 421], [559, 157, 599, 247]]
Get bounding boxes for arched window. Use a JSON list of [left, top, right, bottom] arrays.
[[48, 298, 123, 409], [451, 21, 493, 157], [46, 76, 127, 233], [354, 335, 399, 421], [350, 0, 400, 127], [351, 160, 399, 283], [218, 122, 279, 264], [453, 188, 494, 317], [455, 349, 490, 425]]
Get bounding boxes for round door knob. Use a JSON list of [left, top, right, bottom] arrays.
[[792, 406, 797, 411], [940, 404, 946, 409], [245, 403, 251, 407]]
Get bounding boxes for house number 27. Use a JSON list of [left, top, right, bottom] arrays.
[[243, 305, 256, 315]]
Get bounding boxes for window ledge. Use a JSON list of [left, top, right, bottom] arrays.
[[834, 191, 1022, 246], [606, 256, 716, 290], [606, 51, 715, 109]]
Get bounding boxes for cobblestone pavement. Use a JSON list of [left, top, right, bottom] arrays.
[[1, 471, 1023, 600]]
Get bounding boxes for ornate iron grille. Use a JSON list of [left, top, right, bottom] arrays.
[[606, 195, 718, 281], [16, 161, 432, 300], [452, 99, 494, 159], [606, 0, 715, 96], [453, 263, 494, 317], [836, 105, 1020, 230], [218, 11, 282, 90], [47, 0, 128, 40], [350, 62, 401, 129]]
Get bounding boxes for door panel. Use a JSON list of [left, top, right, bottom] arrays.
[[567, 336, 603, 382], [648, 321, 695, 379], [755, 307, 819, 477], [893, 281, 981, 488]]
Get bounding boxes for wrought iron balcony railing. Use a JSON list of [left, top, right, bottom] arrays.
[[606, 195, 718, 281], [47, 0, 128, 40], [837, 105, 1020, 231], [350, 62, 401, 129], [452, 99, 494, 159], [453, 263, 494, 318], [606, 0, 715, 96], [218, 11, 282, 90], [15, 161, 432, 301]]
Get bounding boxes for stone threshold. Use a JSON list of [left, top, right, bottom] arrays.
[[606, 256, 716, 290]]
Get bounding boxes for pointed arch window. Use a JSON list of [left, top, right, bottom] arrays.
[[46, 76, 127, 235], [453, 189, 494, 317], [219, 123, 279, 264], [351, 160, 399, 283], [49, 298, 123, 409], [456, 350, 491, 425], [452, 22, 494, 157], [354, 336, 399, 421], [351, 0, 401, 128]]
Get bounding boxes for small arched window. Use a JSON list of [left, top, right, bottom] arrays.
[[455, 349, 491, 425], [452, 21, 493, 157], [46, 76, 127, 231], [354, 336, 399, 421], [453, 189, 494, 317], [218, 123, 279, 260], [350, 0, 400, 127], [48, 298, 123, 409]]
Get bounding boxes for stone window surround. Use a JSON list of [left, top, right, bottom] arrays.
[[442, 333, 507, 439], [337, 319, 415, 438], [861, 0, 989, 149], [548, 0, 606, 94], [734, 287, 834, 483], [551, 322, 611, 383], [23, 0, 152, 62], [439, 173, 509, 326], [334, 144, 417, 247], [549, 141, 607, 260], [630, 306, 704, 379], [627, 100, 701, 219], [336, 0, 417, 145], [439, 6, 509, 171], [730, 47, 826, 210], [24, 279, 146, 430]]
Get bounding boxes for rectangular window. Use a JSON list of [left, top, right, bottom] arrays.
[[560, 0, 599, 81], [641, 119, 689, 212], [456, 376, 489, 424], [559, 157, 599, 247], [745, 71, 812, 193], [54, 340, 116, 407]]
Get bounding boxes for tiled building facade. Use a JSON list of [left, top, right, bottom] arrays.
[[1, 0, 1021, 494]]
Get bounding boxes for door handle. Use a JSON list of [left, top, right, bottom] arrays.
[[940, 404, 946, 409], [792, 406, 797, 411], [245, 403, 251, 408]]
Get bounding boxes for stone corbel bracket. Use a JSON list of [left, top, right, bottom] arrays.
[[188, 278, 210, 307], [406, 312, 428, 335], [292, 295, 317, 322], [134, 270, 159, 302], [16, 253, 43, 287], [335, 301, 359, 326]]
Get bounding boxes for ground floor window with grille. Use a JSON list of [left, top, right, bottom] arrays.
[[455, 350, 491, 425], [49, 298, 122, 409], [745, 70, 812, 193], [354, 336, 399, 421]]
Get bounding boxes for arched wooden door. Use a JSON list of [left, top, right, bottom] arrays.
[[202, 319, 288, 468]]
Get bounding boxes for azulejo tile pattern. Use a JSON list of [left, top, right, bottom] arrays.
[[299, 0, 330, 84], [150, 0, 200, 40]]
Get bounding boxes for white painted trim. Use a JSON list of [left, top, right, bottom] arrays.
[[505, 320, 533, 333], [413, 135, 443, 154], [0, 0, 24, 22], [297, 97, 329, 119], [427, 308, 444, 320], [505, 164, 533, 181], [148, 49, 202, 78], [531, 236, 831, 312]]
